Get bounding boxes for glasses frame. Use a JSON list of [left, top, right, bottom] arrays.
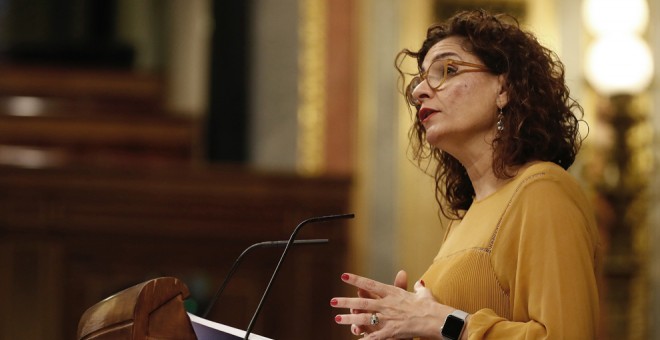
[[407, 59, 490, 106]]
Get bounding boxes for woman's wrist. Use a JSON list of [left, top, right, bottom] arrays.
[[418, 303, 454, 339]]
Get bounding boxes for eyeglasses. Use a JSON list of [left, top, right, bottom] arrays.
[[406, 59, 490, 106]]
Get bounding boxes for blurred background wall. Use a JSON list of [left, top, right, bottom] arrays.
[[0, 0, 657, 339]]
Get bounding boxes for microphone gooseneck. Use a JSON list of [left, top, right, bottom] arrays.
[[202, 239, 329, 319], [243, 213, 354, 339]]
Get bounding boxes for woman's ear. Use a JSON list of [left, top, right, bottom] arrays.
[[496, 74, 509, 108]]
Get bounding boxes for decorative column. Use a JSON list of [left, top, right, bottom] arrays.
[[582, 0, 654, 338]]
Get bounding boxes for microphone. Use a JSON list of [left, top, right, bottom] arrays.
[[244, 213, 355, 339], [202, 238, 329, 319]]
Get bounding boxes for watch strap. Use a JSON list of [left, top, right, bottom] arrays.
[[450, 309, 469, 320]]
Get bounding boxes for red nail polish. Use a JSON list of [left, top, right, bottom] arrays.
[[420, 279, 425, 287], [341, 273, 350, 281], [330, 298, 338, 306], [335, 315, 342, 323]]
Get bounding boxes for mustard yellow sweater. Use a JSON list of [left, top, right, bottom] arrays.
[[421, 162, 600, 339]]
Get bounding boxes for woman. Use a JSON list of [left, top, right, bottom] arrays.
[[331, 10, 600, 339]]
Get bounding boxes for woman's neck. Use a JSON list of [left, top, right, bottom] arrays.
[[464, 158, 538, 201], [464, 157, 505, 201]]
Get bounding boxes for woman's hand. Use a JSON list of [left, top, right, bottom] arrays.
[[331, 272, 448, 339], [350, 270, 408, 337]]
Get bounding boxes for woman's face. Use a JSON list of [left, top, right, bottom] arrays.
[[412, 36, 507, 159]]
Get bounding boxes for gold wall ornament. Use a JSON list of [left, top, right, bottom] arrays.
[[434, 0, 526, 21], [582, 0, 652, 337], [296, 0, 326, 176], [585, 94, 651, 340]]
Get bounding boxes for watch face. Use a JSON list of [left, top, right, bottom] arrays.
[[441, 314, 465, 339]]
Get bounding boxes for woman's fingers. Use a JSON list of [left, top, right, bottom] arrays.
[[413, 279, 435, 300], [358, 287, 380, 299], [393, 270, 408, 290], [341, 273, 395, 297], [352, 325, 369, 336], [331, 296, 379, 312], [349, 271, 407, 337], [334, 272, 417, 339], [352, 323, 377, 336], [334, 312, 382, 326]]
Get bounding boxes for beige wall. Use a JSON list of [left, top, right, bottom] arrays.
[[118, 0, 211, 117], [351, 0, 401, 281], [164, 0, 211, 116], [249, 0, 300, 172], [395, 0, 445, 284]]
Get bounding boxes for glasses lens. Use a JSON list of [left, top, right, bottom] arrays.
[[427, 60, 447, 89]]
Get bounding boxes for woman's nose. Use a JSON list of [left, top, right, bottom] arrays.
[[411, 80, 432, 105]]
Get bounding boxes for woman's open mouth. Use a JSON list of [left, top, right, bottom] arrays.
[[418, 108, 438, 123]]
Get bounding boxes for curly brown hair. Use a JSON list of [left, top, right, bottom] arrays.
[[396, 9, 585, 219]]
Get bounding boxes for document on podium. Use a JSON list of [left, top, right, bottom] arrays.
[[188, 313, 273, 340]]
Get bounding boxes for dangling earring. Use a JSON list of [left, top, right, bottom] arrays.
[[496, 107, 504, 132]]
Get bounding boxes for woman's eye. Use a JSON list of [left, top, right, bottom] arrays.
[[446, 66, 458, 75]]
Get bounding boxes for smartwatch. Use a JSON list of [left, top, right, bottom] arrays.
[[441, 309, 468, 340]]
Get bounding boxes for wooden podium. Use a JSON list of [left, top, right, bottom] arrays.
[[77, 277, 197, 340]]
